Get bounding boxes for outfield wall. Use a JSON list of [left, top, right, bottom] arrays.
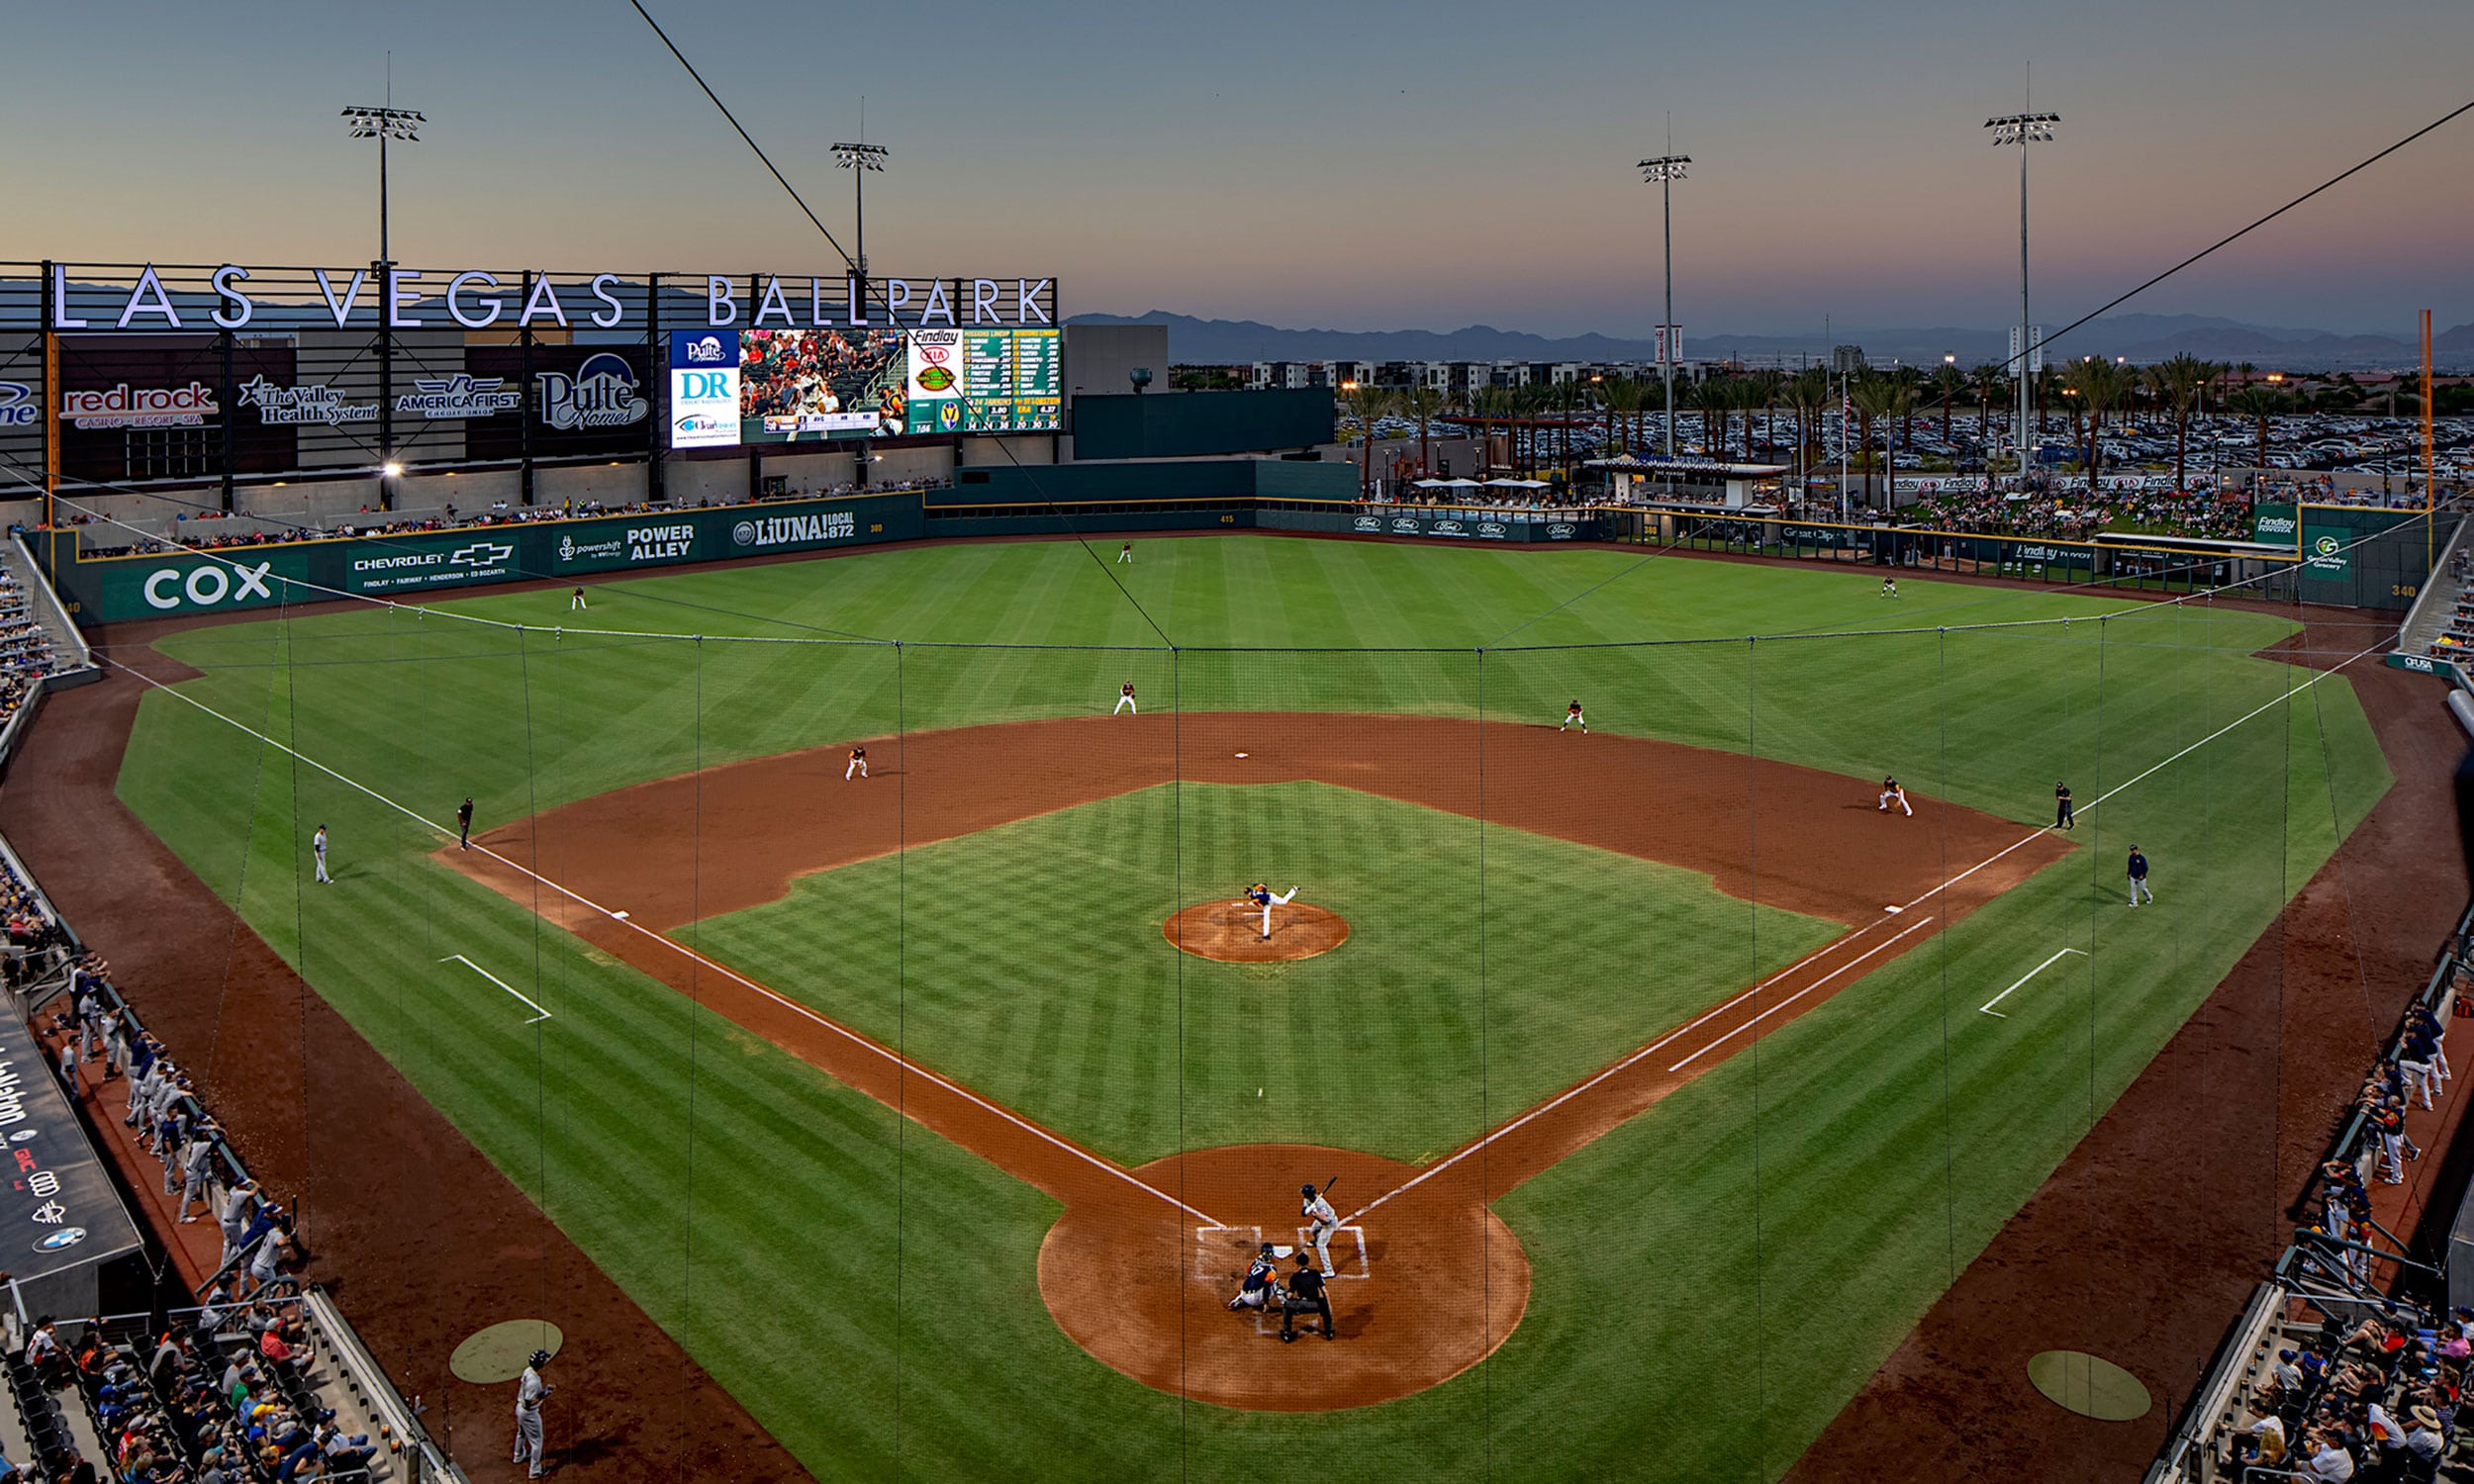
[[36, 461, 1599, 623]]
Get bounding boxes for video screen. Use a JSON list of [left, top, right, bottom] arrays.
[[739, 327, 908, 443]]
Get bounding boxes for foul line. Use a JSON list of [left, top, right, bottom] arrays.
[[1346, 633, 2390, 1226], [102, 655, 1228, 1231], [438, 954, 553, 1024], [1977, 948, 2087, 1019], [1664, 916, 1939, 1071]]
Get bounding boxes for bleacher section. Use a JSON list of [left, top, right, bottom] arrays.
[[0, 827, 463, 1481]]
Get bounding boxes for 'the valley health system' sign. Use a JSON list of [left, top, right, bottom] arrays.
[[669, 330, 740, 449]]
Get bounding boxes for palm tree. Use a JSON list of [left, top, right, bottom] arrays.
[[1511, 383, 1550, 477], [1474, 385, 1515, 476], [1890, 365, 1926, 451], [1598, 376, 1644, 458], [2227, 386, 2287, 471], [1849, 376, 1900, 508], [2144, 352, 2215, 493], [1781, 368, 1831, 487], [1339, 383, 1401, 502], [1971, 363, 2006, 443], [1401, 386, 1449, 476], [1932, 363, 1968, 441], [2059, 356, 2131, 489]]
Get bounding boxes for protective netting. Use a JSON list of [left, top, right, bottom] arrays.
[[64, 562, 2409, 1483]]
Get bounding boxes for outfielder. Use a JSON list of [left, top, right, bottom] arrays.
[[1246, 883, 1298, 942], [1561, 699, 1587, 733], [1300, 1182, 1339, 1276], [846, 745, 869, 781], [312, 825, 330, 884], [570, 586, 587, 611], [1115, 682, 1138, 715], [1117, 542, 1134, 564], [1877, 776, 1911, 816], [1880, 576, 1899, 599], [1226, 1241, 1282, 1312], [514, 1347, 553, 1478]]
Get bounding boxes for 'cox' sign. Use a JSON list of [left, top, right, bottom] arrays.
[[142, 561, 276, 611]]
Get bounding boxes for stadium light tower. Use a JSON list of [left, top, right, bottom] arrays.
[[832, 139, 890, 284], [340, 101, 424, 274], [1985, 106, 2057, 485], [1637, 151, 1690, 458], [343, 79, 423, 510]]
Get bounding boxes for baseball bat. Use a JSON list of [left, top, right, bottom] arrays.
[[1324, 1174, 1339, 1202]]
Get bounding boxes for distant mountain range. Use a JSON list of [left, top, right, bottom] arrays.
[[1069, 310, 2474, 373]]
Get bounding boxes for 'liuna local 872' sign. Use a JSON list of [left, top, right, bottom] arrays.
[[33, 263, 1057, 332]]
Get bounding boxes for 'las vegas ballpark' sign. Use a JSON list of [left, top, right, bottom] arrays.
[[37, 263, 1055, 333]]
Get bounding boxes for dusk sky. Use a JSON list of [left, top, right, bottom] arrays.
[[8, 0, 2472, 338]]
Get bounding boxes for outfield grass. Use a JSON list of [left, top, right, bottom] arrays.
[[113, 536, 2390, 1481]]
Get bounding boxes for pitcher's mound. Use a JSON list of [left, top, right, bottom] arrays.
[[1166, 901, 1350, 962]]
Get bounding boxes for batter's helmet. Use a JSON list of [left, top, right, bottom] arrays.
[[1299, 1184, 1315, 1196], [529, 1349, 551, 1368]]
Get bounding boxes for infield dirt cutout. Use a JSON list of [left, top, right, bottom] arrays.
[[444, 711, 2068, 1411]]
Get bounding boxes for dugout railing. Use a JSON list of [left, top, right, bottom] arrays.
[[2144, 899, 2474, 1483]]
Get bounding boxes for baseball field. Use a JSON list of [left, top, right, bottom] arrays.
[[99, 534, 2386, 1479]]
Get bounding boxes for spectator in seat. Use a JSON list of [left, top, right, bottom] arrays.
[[317, 1417, 376, 1473], [25, 1316, 63, 1385], [258, 1322, 309, 1379]]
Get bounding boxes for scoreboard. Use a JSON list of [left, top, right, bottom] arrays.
[[906, 327, 1061, 434]]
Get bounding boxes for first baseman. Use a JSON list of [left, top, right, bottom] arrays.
[[1300, 1182, 1339, 1275], [312, 824, 330, 884], [1246, 883, 1298, 942], [1877, 776, 1911, 816], [1115, 682, 1138, 715], [514, 1347, 554, 1478], [1561, 699, 1587, 733]]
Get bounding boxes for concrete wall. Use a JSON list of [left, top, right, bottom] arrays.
[[1064, 323, 1169, 399]]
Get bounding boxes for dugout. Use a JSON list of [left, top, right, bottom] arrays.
[[0, 1003, 144, 1323]]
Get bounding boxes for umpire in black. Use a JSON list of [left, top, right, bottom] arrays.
[[2053, 782, 2074, 831], [1282, 1252, 1334, 1342]]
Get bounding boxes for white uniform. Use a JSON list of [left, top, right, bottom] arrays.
[[1877, 782, 1911, 817], [1301, 1189, 1340, 1275], [1114, 685, 1138, 715], [570, 588, 587, 610], [1254, 885, 1297, 942], [313, 828, 330, 883], [1116, 545, 1133, 564], [845, 748, 868, 781], [514, 1363, 550, 1477]]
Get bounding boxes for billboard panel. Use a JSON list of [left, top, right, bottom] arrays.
[[907, 327, 1061, 434], [668, 330, 739, 449]]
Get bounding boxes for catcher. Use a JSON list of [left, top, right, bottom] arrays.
[[1226, 1241, 1284, 1313]]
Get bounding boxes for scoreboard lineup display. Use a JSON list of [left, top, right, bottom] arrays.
[[908, 327, 1062, 434]]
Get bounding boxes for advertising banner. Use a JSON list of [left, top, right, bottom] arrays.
[[2251, 504, 2299, 545], [668, 329, 739, 449], [463, 345, 653, 461], [71, 547, 319, 619], [1263, 509, 1592, 542], [2302, 526, 2351, 582]]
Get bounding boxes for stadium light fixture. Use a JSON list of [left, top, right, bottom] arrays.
[[1636, 151, 1691, 458], [1984, 106, 2057, 485], [381, 461, 403, 480]]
